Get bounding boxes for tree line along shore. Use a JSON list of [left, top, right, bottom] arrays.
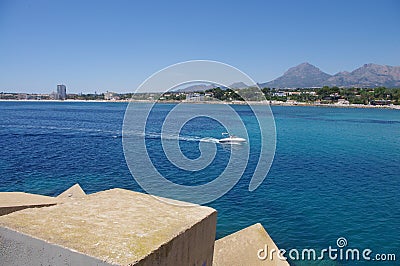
[[1, 86, 400, 108]]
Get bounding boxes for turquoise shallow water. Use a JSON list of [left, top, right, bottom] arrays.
[[0, 102, 399, 265]]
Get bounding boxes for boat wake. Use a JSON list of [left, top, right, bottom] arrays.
[[1, 125, 240, 144], [124, 131, 246, 145], [142, 132, 219, 144]]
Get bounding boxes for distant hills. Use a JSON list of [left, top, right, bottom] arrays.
[[175, 62, 400, 92], [176, 82, 246, 92], [176, 82, 232, 92], [176, 84, 215, 92], [260, 63, 331, 88], [260, 62, 400, 88]]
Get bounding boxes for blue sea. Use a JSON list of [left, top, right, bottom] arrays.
[[0, 101, 399, 265]]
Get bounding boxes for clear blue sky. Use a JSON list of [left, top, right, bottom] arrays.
[[1, 0, 399, 93]]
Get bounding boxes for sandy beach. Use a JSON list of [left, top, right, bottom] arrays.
[[1, 98, 399, 110]]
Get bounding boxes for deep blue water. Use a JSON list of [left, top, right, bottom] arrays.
[[0, 102, 399, 265]]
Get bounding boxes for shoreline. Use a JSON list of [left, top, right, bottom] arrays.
[[0, 99, 399, 110]]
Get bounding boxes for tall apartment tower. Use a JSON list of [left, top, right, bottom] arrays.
[[56, 84, 67, 100]]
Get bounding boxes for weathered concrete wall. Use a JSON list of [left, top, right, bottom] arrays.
[[0, 187, 289, 266], [0, 213, 216, 266], [0, 184, 85, 216], [0, 227, 112, 266], [0, 188, 217, 266], [137, 212, 217, 266], [0, 192, 57, 216], [213, 223, 289, 266], [56, 183, 86, 199], [0, 204, 52, 216]]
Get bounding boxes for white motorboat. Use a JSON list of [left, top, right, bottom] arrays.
[[218, 133, 246, 144]]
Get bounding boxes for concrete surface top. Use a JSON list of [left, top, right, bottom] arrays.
[[0, 188, 216, 265], [213, 223, 289, 266], [0, 192, 58, 208], [57, 183, 86, 199]]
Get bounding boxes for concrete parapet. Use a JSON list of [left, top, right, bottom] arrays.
[[0, 187, 287, 265], [0, 188, 217, 265], [0, 192, 58, 216], [0, 184, 86, 216], [0, 227, 112, 266], [57, 183, 86, 200], [213, 223, 289, 266]]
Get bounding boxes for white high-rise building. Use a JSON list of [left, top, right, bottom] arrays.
[[56, 84, 67, 100]]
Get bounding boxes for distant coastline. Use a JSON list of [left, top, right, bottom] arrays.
[[1, 98, 399, 110]]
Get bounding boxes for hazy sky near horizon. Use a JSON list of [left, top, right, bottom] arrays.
[[1, 0, 399, 93]]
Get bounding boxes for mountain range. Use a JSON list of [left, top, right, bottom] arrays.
[[175, 62, 400, 92], [260, 62, 400, 88]]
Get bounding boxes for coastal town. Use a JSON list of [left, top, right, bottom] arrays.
[[1, 85, 399, 109]]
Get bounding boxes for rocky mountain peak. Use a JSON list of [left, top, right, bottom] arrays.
[[263, 63, 331, 88], [261, 63, 400, 88], [284, 62, 324, 75]]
